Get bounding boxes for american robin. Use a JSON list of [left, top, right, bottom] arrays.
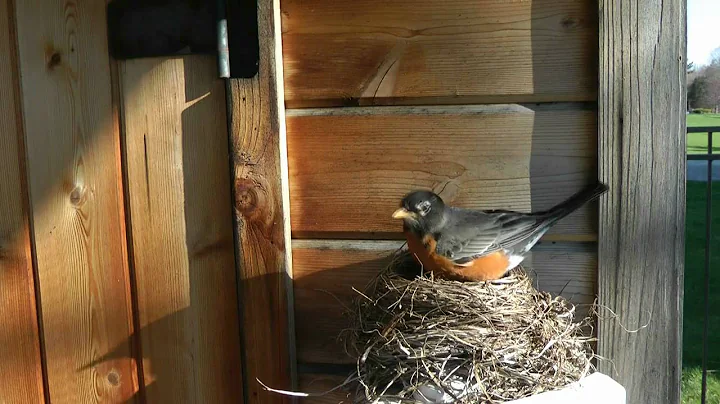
[[391, 182, 608, 282]]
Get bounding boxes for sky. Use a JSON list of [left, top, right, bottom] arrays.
[[687, 0, 720, 66]]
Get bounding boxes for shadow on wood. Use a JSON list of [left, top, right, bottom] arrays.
[[293, 250, 412, 365], [108, 54, 243, 402], [528, 0, 598, 241]]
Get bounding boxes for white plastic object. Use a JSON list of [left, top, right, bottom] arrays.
[[376, 372, 625, 404]]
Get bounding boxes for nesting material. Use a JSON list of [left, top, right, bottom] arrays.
[[343, 251, 597, 403]]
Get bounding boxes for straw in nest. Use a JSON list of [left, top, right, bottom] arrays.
[[341, 251, 597, 403]]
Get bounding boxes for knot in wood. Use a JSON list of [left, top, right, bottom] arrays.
[[561, 16, 578, 30], [69, 186, 86, 207], [234, 178, 266, 221], [107, 371, 120, 386], [45, 44, 62, 70], [48, 52, 61, 69]]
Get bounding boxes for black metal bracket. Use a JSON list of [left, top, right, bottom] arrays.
[[107, 0, 259, 78]]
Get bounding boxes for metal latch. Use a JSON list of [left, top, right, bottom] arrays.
[[107, 0, 259, 78]]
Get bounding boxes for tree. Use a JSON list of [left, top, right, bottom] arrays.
[[687, 55, 720, 111], [688, 74, 709, 109], [711, 47, 720, 67], [687, 62, 694, 110], [686, 48, 720, 111]]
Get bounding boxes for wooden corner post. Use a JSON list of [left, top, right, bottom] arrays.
[[226, 0, 296, 402], [597, 0, 686, 402]]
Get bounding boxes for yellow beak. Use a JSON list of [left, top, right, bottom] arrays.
[[392, 208, 414, 220]]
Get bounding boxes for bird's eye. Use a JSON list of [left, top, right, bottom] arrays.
[[417, 201, 431, 216]]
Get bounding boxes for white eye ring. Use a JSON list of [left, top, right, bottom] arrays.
[[417, 201, 431, 216]]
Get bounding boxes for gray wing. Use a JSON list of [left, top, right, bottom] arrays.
[[436, 209, 550, 265]]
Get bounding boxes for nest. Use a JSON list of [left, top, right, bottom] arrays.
[[342, 251, 597, 403]]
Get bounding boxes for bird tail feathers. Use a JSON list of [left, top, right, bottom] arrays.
[[540, 181, 608, 224]]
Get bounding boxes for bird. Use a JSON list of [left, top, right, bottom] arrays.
[[391, 182, 608, 282]]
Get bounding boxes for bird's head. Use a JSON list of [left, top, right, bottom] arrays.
[[392, 190, 447, 233]]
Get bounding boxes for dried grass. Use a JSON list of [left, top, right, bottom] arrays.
[[341, 251, 597, 403]]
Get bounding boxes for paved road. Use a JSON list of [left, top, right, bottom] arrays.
[[687, 160, 720, 181]]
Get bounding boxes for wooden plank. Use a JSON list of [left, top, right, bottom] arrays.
[[287, 104, 598, 240], [281, 0, 598, 107], [0, 0, 45, 401], [119, 56, 244, 402], [597, 0, 685, 402], [14, 0, 139, 401], [227, 0, 295, 401], [292, 240, 597, 364]]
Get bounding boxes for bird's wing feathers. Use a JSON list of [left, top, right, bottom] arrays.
[[437, 232, 499, 264], [493, 211, 548, 247], [436, 209, 549, 264]]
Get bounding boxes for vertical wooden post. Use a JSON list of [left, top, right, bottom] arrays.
[[226, 0, 295, 402], [597, 0, 686, 402]]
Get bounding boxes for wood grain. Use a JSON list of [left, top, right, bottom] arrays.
[[119, 56, 244, 403], [281, 0, 598, 107], [287, 105, 598, 240], [14, 0, 139, 401], [597, 0, 685, 402], [292, 240, 597, 364], [0, 0, 45, 401], [227, 0, 295, 401]]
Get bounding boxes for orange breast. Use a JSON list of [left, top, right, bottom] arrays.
[[454, 251, 510, 281], [403, 231, 510, 282]]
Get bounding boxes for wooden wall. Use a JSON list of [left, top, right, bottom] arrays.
[[1, 1, 244, 403], [1, 0, 600, 402], [282, 0, 600, 399]]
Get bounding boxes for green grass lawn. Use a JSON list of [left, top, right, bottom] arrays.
[[682, 367, 720, 404], [683, 112, 720, 402], [683, 181, 720, 403], [687, 113, 720, 154]]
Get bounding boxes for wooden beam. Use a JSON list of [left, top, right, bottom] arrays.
[[0, 0, 45, 400], [597, 0, 685, 402], [226, 0, 295, 402]]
